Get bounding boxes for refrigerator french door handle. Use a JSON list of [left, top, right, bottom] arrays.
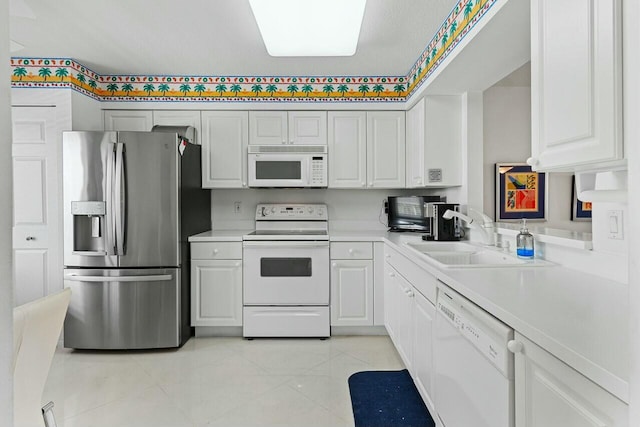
[[65, 274, 172, 282], [105, 142, 117, 255], [114, 143, 127, 256]]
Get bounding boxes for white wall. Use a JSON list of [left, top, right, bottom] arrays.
[[482, 80, 591, 233], [71, 91, 102, 130], [211, 188, 445, 230], [1, 0, 14, 422], [625, 0, 640, 421]]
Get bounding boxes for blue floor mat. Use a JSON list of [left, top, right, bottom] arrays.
[[348, 369, 435, 427]]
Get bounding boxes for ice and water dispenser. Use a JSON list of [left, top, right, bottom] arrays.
[[71, 201, 106, 255]]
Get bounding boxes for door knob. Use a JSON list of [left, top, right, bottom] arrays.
[[507, 340, 524, 354], [25, 236, 35, 241], [526, 157, 539, 167]]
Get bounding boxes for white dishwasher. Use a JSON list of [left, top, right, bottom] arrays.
[[434, 283, 514, 427]]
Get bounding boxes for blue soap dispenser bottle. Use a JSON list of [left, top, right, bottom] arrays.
[[516, 218, 534, 259]]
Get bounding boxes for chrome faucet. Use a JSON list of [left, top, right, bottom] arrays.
[[442, 208, 495, 245]]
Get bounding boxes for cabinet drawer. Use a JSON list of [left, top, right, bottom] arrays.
[[330, 242, 373, 259], [385, 244, 436, 304], [191, 242, 242, 260]]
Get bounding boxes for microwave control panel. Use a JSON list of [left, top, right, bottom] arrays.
[[310, 156, 327, 186]]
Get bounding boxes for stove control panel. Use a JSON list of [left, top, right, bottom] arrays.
[[256, 204, 327, 220]]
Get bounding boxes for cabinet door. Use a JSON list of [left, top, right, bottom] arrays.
[[288, 111, 327, 145], [191, 259, 243, 326], [424, 95, 462, 186], [406, 99, 426, 188], [412, 290, 436, 411], [384, 263, 413, 370], [103, 110, 152, 131], [513, 332, 628, 427], [249, 111, 288, 145], [330, 259, 373, 326], [328, 112, 367, 188], [367, 111, 405, 188], [201, 111, 248, 188], [153, 110, 202, 145], [530, 0, 622, 171]]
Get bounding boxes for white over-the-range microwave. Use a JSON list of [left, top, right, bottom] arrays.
[[248, 145, 328, 188]]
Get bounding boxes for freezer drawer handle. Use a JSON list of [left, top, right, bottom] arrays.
[[65, 274, 172, 282]]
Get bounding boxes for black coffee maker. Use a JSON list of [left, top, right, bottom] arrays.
[[422, 202, 461, 241]]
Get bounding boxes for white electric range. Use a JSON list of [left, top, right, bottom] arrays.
[[242, 204, 330, 338]]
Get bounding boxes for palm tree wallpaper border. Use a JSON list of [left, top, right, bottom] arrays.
[[9, 0, 495, 103]]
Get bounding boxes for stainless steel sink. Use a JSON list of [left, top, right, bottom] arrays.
[[404, 241, 551, 268]]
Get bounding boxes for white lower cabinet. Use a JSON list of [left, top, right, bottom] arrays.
[[330, 242, 374, 326], [412, 289, 436, 411], [384, 263, 414, 372], [383, 244, 444, 417], [190, 243, 243, 327], [331, 260, 373, 326], [513, 332, 628, 427]]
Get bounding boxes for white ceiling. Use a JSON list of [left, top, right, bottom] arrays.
[[9, 0, 457, 77]]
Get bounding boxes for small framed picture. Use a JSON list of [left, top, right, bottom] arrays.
[[571, 176, 592, 221], [495, 163, 547, 221]]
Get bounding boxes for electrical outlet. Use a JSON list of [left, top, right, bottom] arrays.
[[234, 202, 242, 214]]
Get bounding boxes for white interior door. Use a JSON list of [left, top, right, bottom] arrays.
[[11, 106, 62, 305]]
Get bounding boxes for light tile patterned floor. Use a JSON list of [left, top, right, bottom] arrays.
[[43, 336, 405, 427]]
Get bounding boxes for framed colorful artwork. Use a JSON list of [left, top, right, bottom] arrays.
[[495, 163, 547, 221], [571, 176, 592, 221]]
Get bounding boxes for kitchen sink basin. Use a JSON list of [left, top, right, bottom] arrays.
[[405, 241, 479, 254], [404, 241, 550, 268]]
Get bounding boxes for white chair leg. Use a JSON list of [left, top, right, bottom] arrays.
[[42, 401, 58, 427]]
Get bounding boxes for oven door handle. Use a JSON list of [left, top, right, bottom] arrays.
[[243, 241, 329, 248]]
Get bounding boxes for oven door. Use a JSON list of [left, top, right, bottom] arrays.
[[248, 153, 310, 187], [243, 241, 329, 304]]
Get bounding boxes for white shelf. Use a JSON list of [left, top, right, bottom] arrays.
[[495, 223, 593, 250]]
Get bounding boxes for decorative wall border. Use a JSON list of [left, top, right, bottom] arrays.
[[10, 0, 497, 103]]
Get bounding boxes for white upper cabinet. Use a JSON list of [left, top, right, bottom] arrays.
[[103, 110, 153, 131], [249, 111, 327, 145], [249, 111, 287, 144], [152, 110, 202, 145], [406, 96, 462, 188], [288, 111, 327, 145], [530, 0, 623, 172], [328, 112, 367, 188], [201, 111, 248, 188], [367, 111, 405, 188]]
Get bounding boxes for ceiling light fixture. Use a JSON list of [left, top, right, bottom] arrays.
[[249, 0, 367, 57]]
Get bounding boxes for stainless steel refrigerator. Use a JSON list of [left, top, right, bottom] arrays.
[[62, 127, 210, 349]]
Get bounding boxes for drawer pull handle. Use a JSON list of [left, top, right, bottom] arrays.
[[348, 249, 355, 254], [332, 262, 337, 267], [507, 340, 524, 354], [26, 236, 36, 241], [404, 289, 414, 297]]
